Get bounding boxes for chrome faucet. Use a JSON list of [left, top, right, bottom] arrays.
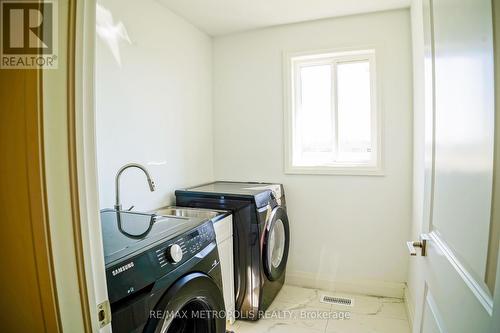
[[114, 163, 156, 211]]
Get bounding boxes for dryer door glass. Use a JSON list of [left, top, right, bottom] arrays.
[[269, 219, 285, 269], [264, 206, 290, 281]]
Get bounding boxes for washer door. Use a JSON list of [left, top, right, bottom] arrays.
[[263, 206, 290, 281], [143, 272, 226, 333]]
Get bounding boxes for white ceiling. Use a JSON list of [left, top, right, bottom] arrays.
[[159, 0, 411, 36]]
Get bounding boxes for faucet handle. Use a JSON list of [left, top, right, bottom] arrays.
[[127, 205, 135, 211]]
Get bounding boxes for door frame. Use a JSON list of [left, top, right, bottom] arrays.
[[491, 0, 500, 328], [68, 0, 111, 331]]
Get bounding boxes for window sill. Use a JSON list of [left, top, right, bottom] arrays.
[[284, 165, 385, 176]]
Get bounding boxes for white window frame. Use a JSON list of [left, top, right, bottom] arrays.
[[283, 48, 383, 176]]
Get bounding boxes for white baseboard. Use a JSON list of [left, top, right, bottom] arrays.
[[285, 271, 405, 298], [404, 284, 415, 330]]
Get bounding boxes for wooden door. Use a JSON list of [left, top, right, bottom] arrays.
[[0, 68, 61, 331]]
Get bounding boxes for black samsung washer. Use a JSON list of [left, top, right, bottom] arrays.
[[175, 182, 290, 320], [100, 209, 226, 333]]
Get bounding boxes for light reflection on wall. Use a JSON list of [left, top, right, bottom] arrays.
[[96, 3, 132, 66]]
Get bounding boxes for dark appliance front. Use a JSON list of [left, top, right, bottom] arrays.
[[175, 181, 290, 320], [100, 210, 226, 333]]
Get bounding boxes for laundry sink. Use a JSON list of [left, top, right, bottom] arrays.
[[154, 206, 221, 220]]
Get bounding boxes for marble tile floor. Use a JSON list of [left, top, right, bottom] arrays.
[[227, 285, 411, 333]]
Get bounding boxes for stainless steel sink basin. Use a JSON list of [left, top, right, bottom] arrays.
[[154, 206, 220, 220]]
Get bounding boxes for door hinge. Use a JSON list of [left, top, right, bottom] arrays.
[[97, 300, 111, 328]]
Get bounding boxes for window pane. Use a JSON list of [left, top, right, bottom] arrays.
[[337, 61, 372, 162], [297, 64, 333, 156]]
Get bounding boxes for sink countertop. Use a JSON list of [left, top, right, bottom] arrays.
[[152, 206, 231, 223]]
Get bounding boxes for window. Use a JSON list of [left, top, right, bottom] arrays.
[[284, 49, 381, 175]]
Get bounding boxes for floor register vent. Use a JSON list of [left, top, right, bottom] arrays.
[[320, 295, 353, 306]]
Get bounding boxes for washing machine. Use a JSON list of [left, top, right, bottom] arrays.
[[100, 209, 226, 333], [175, 181, 290, 320]]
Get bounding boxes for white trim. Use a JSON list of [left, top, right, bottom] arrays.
[[285, 270, 405, 298], [404, 284, 415, 329], [283, 47, 383, 176], [75, 0, 111, 331], [284, 165, 384, 176], [421, 285, 447, 333], [429, 231, 494, 315]]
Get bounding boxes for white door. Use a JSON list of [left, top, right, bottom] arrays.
[[411, 0, 500, 332]]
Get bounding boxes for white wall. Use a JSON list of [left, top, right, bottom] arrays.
[[95, 0, 214, 211], [213, 9, 413, 297]]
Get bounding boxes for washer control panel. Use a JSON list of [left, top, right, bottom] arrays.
[[165, 244, 183, 263], [106, 220, 216, 303], [154, 221, 215, 268]]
